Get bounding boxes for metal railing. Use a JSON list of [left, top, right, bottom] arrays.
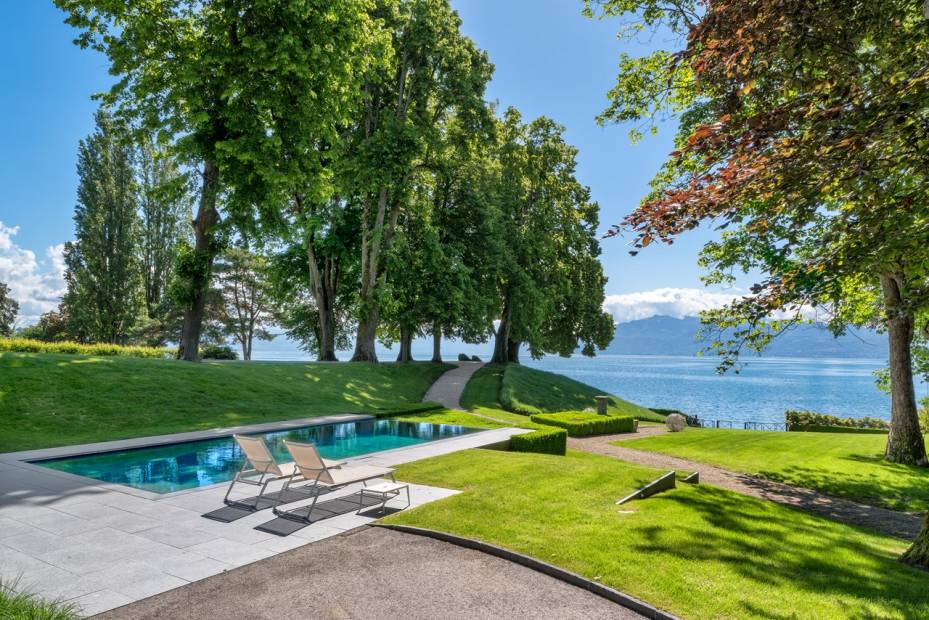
[[688, 418, 787, 432]]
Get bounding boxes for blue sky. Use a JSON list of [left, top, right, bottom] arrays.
[[0, 0, 743, 325]]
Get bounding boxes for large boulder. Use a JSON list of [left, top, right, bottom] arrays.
[[666, 413, 687, 432]]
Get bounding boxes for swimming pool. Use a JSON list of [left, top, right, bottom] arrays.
[[33, 419, 482, 494]]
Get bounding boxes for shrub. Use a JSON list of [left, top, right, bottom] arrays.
[[786, 410, 890, 432], [470, 355, 481, 362], [803, 425, 889, 434], [457, 353, 471, 361], [510, 426, 567, 456], [920, 398, 929, 435], [530, 411, 636, 437], [0, 579, 78, 620], [0, 338, 173, 359], [200, 344, 238, 360]]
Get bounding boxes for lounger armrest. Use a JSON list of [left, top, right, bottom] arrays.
[[322, 458, 346, 469]]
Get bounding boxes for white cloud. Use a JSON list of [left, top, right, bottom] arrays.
[[603, 288, 741, 324], [0, 222, 67, 325]]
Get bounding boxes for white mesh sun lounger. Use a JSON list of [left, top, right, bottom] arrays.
[[272, 440, 395, 522], [223, 435, 345, 508]]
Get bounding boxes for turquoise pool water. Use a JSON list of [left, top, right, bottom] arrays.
[[34, 420, 481, 494]]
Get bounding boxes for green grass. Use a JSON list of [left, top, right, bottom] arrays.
[[386, 449, 929, 619], [615, 428, 929, 512], [0, 580, 78, 620], [388, 408, 510, 429], [462, 363, 664, 421], [0, 352, 451, 452]]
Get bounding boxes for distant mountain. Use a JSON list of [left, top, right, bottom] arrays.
[[605, 315, 888, 359]]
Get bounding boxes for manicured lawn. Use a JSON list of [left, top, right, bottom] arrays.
[[386, 449, 929, 619], [389, 408, 510, 429], [462, 362, 664, 421], [0, 352, 450, 452], [615, 429, 929, 511]]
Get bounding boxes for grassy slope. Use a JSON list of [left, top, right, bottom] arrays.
[[386, 449, 929, 620], [0, 352, 450, 451], [462, 362, 663, 421], [616, 429, 929, 512]]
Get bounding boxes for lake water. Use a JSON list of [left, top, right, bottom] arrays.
[[251, 338, 926, 426]]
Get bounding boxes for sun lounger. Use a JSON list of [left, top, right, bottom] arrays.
[[272, 440, 396, 522], [224, 435, 345, 507]]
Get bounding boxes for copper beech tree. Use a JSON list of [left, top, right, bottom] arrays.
[[590, 0, 929, 565]]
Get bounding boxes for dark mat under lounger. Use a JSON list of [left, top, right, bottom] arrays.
[[254, 492, 389, 536], [201, 487, 333, 523]]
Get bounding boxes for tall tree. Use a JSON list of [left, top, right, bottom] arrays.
[[214, 248, 275, 361], [137, 137, 191, 318], [490, 109, 614, 363], [56, 0, 377, 360], [589, 0, 929, 565], [63, 111, 144, 344], [341, 0, 493, 361], [0, 281, 18, 337]]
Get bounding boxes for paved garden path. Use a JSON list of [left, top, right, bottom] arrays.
[[97, 526, 641, 620], [422, 361, 485, 410], [570, 431, 923, 540]]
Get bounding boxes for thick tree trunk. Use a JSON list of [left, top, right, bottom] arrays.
[[396, 326, 414, 363], [178, 160, 220, 362], [901, 513, 929, 568], [304, 230, 339, 362], [491, 301, 511, 363], [352, 310, 379, 362], [880, 273, 928, 466], [432, 322, 442, 363], [507, 338, 520, 364]]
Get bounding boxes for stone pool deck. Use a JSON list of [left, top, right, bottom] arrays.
[[0, 416, 524, 616]]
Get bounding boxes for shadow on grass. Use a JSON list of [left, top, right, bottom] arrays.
[[756, 458, 929, 512], [632, 486, 928, 618]]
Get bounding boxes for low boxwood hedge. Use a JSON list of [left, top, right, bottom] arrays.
[[0, 338, 174, 359], [529, 411, 636, 437], [510, 426, 567, 456], [804, 425, 890, 434]]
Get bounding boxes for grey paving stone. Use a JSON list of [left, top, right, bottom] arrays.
[[185, 538, 276, 566], [136, 523, 219, 548], [0, 525, 70, 556], [27, 509, 99, 536], [68, 589, 134, 617], [160, 555, 231, 582]]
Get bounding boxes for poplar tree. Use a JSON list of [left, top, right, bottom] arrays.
[[0, 281, 18, 337], [63, 111, 144, 344]]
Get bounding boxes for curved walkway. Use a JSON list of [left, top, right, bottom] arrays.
[[422, 361, 485, 410], [569, 432, 922, 540], [98, 527, 641, 620]]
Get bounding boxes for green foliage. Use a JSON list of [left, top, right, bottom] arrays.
[[15, 305, 71, 342], [457, 353, 471, 362], [0, 281, 18, 337], [491, 109, 614, 362], [509, 426, 567, 456], [0, 352, 451, 451], [618, 428, 929, 511], [530, 412, 635, 437], [801, 425, 889, 435], [0, 338, 172, 358], [920, 398, 929, 435], [199, 343, 237, 360], [0, 580, 78, 620], [213, 248, 276, 360], [785, 410, 890, 432], [387, 448, 929, 619], [63, 110, 145, 344]]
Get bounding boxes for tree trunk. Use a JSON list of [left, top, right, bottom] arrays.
[[432, 321, 442, 363], [303, 228, 339, 362], [178, 160, 220, 362], [396, 326, 414, 363], [492, 297, 517, 363], [352, 309, 379, 362], [507, 338, 520, 364], [902, 513, 929, 568], [880, 273, 928, 466]]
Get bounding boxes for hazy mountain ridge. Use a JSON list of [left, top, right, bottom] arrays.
[[607, 315, 888, 359]]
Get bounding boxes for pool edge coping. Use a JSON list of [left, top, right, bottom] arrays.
[[0, 417, 525, 501]]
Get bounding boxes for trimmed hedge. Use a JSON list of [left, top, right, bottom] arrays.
[[0, 338, 174, 359], [530, 411, 636, 437], [804, 425, 890, 435], [510, 426, 567, 456], [786, 410, 889, 432]]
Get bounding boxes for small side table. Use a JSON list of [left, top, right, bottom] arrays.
[[358, 481, 411, 515]]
